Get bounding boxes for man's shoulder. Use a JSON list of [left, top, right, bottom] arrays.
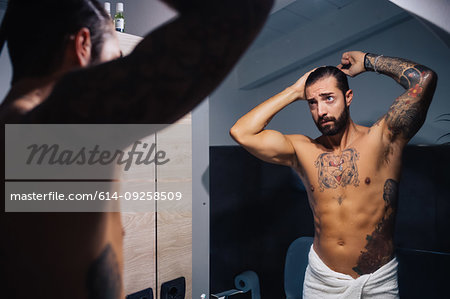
[[286, 133, 317, 144], [285, 134, 325, 152]]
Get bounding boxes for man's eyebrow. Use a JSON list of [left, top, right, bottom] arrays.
[[307, 92, 334, 101]]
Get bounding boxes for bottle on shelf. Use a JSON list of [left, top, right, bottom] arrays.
[[104, 2, 112, 20], [114, 2, 125, 33]]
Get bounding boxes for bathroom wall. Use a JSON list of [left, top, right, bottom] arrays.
[[103, 0, 176, 37], [389, 0, 450, 33], [209, 0, 450, 146]]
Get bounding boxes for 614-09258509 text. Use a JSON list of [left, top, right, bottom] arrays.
[[9, 191, 184, 201]]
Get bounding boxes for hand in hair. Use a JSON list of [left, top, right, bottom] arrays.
[[290, 68, 317, 100], [337, 51, 366, 77]]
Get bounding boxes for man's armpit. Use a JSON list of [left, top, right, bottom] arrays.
[[366, 118, 399, 166]]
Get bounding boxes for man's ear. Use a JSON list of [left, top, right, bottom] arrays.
[[74, 27, 92, 67], [345, 89, 353, 106]]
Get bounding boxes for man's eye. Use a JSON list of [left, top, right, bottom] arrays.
[[308, 101, 316, 105], [326, 96, 334, 101]]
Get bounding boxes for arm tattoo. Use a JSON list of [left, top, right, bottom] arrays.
[[23, 1, 273, 125], [87, 244, 121, 299], [353, 179, 398, 275], [314, 148, 360, 192], [365, 54, 437, 141]]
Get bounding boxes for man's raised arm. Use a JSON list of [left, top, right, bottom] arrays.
[[230, 69, 314, 167], [25, 0, 274, 124], [338, 51, 437, 146]]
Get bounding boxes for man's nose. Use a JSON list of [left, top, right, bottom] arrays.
[[318, 103, 327, 118]]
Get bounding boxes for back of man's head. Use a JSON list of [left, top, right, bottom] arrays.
[[0, 0, 111, 84], [305, 66, 349, 97]]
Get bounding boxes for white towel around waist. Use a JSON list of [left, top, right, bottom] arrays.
[[303, 244, 399, 299]]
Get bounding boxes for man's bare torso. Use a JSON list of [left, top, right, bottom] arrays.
[[1, 98, 125, 297], [288, 123, 401, 279]]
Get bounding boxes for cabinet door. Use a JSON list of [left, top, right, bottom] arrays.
[[119, 133, 157, 295], [117, 32, 157, 296], [156, 114, 192, 298], [117, 32, 192, 298]]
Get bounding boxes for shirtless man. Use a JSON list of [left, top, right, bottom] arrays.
[[1, 0, 273, 298], [230, 51, 437, 297]]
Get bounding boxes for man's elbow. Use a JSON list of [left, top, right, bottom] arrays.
[[230, 125, 253, 145], [251, 0, 275, 16], [219, 0, 275, 36], [423, 68, 438, 89], [229, 125, 242, 144]]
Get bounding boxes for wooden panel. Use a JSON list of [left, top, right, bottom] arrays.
[[116, 30, 193, 298], [117, 32, 143, 56], [116, 32, 157, 296], [121, 210, 156, 294], [156, 114, 192, 298], [119, 134, 157, 295]]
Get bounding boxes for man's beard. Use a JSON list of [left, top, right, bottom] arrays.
[[315, 106, 349, 136]]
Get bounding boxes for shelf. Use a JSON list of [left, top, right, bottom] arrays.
[[117, 31, 143, 56]]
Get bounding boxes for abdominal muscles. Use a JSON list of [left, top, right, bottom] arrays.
[[312, 179, 399, 277]]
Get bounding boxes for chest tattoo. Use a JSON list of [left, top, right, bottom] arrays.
[[314, 148, 360, 191]]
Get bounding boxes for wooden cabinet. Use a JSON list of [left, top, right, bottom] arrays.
[[117, 32, 192, 298]]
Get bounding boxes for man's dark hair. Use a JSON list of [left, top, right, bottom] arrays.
[[0, 0, 111, 84], [305, 66, 349, 97]]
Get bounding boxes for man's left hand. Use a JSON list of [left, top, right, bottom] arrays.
[[337, 51, 366, 77]]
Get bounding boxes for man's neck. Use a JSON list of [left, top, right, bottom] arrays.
[[320, 119, 361, 151]]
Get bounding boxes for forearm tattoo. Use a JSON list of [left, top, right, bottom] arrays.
[[365, 53, 437, 141], [352, 179, 398, 275]]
